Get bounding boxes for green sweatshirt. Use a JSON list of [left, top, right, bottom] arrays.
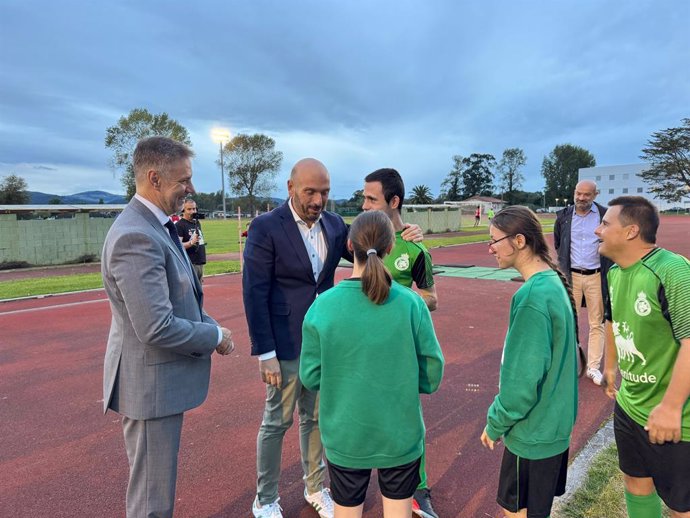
[[485, 270, 578, 459], [300, 280, 444, 469]]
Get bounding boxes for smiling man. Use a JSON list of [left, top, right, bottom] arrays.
[[596, 196, 690, 518], [101, 136, 234, 517]]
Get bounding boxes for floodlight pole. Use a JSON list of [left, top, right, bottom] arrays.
[[219, 140, 226, 219]]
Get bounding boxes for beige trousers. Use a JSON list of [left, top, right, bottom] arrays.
[[571, 271, 605, 370]]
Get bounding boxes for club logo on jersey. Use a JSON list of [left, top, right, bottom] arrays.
[[613, 321, 646, 366], [634, 291, 651, 317], [394, 253, 410, 271]]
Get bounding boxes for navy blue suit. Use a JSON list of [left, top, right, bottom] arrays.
[[242, 202, 351, 360]]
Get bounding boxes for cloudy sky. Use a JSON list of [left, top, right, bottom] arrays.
[[1, 0, 688, 200]]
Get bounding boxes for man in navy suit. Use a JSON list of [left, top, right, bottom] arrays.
[[243, 158, 420, 517]]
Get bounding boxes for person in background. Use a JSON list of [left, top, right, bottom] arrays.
[[597, 196, 690, 518], [481, 206, 578, 518], [474, 205, 481, 227], [554, 180, 613, 385], [176, 198, 206, 282], [300, 210, 444, 518]]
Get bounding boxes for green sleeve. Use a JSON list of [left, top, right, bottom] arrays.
[[662, 256, 690, 340], [299, 307, 322, 392], [415, 302, 445, 394], [485, 305, 552, 440]]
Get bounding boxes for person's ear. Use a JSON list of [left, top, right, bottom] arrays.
[[347, 238, 354, 253], [514, 233, 527, 249], [390, 195, 400, 210], [148, 170, 161, 189], [626, 225, 640, 240]]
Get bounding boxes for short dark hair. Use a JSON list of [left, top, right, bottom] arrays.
[[364, 168, 405, 213], [608, 196, 659, 244], [133, 136, 194, 181]]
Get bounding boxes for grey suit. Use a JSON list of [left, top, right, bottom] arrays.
[[102, 198, 220, 517]]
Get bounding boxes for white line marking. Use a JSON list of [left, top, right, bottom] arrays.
[[0, 298, 109, 316]]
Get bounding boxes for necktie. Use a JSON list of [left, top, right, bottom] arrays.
[[164, 221, 185, 256]]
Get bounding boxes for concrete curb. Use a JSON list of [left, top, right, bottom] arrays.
[[552, 416, 615, 513]]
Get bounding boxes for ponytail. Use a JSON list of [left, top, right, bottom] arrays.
[[349, 211, 395, 305]]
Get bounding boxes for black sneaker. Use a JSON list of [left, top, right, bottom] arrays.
[[412, 488, 439, 518]]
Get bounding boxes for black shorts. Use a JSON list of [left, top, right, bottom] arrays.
[[327, 457, 421, 507], [614, 402, 690, 512], [496, 447, 568, 518]]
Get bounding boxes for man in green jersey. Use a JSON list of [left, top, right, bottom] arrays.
[[362, 168, 437, 312], [362, 168, 439, 518], [596, 196, 690, 517]]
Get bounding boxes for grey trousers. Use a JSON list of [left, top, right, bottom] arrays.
[[122, 413, 184, 518], [256, 358, 325, 505]]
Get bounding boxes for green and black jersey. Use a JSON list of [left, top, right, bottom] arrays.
[[604, 247, 690, 441], [384, 231, 434, 289]]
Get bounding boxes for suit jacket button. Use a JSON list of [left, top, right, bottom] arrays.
[[191, 352, 202, 358]]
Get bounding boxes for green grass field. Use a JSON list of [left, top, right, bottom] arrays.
[[0, 215, 554, 300]]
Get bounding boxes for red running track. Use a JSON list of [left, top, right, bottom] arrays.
[[1, 216, 687, 517]]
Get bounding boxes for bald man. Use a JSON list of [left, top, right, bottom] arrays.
[[242, 159, 347, 518], [243, 159, 423, 517], [554, 180, 613, 385]]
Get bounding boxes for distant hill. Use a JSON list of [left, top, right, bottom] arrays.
[[29, 191, 127, 205]]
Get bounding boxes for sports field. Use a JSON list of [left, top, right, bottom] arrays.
[[0, 215, 687, 517]]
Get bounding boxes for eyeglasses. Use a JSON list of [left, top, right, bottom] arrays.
[[488, 234, 515, 247]]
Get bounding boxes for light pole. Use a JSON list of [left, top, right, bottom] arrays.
[[211, 128, 231, 219]]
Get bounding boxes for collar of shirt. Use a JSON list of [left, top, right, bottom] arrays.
[[288, 198, 327, 281], [134, 193, 172, 226], [573, 203, 599, 218], [288, 197, 323, 227]]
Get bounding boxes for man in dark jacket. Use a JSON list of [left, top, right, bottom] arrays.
[[554, 180, 613, 385]]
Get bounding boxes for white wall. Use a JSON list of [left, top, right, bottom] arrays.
[[579, 163, 690, 211]]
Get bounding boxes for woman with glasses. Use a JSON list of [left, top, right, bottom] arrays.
[[299, 210, 444, 518], [480, 206, 579, 518]]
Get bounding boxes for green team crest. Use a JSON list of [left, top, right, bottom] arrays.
[[394, 253, 410, 271], [634, 291, 651, 317]]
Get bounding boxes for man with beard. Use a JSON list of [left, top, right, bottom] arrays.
[[554, 180, 613, 385], [243, 158, 422, 518]]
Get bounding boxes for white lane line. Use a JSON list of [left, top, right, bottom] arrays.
[[0, 298, 109, 316]]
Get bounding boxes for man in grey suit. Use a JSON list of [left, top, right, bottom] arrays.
[[102, 136, 234, 518]]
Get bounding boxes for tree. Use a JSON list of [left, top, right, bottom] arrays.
[[639, 118, 690, 202], [347, 189, 364, 208], [105, 108, 191, 199], [193, 190, 223, 212], [0, 174, 30, 204], [48, 197, 62, 204], [541, 144, 595, 204], [461, 153, 496, 198], [497, 148, 526, 204], [221, 133, 283, 214], [440, 156, 464, 201], [408, 185, 434, 205]]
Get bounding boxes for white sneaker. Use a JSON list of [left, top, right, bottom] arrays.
[[586, 368, 603, 386], [252, 495, 283, 518], [304, 487, 334, 518]]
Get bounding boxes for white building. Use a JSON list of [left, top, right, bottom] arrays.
[[578, 163, 690, 211]]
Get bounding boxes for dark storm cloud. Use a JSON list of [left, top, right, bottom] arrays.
[[1, 0, 688, 195]]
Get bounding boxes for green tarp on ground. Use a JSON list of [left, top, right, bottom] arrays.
[[435, 266, 522, 282]]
